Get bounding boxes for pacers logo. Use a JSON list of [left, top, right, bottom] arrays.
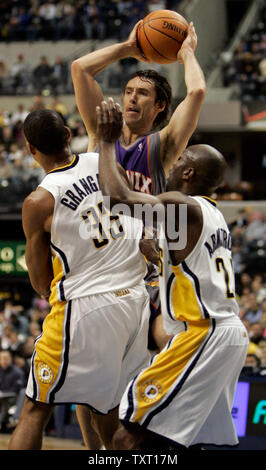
[[37, 363, 55, 384], [140, 380, 163, 403]]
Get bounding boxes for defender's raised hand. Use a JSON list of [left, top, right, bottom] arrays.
[[96, 97, 123, 143]]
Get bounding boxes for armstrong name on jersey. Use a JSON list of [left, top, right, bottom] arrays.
[[60, 174, 99, 211], [204, 227, 232, 259]]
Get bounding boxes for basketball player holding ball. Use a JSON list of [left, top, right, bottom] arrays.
[[71, 11, 206, 448]]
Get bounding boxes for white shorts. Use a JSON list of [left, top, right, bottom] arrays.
[[26, 284, 151, 413], [119, 316, 249, 447]]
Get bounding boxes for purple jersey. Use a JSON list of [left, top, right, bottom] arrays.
[[115, 132, 166, 195]]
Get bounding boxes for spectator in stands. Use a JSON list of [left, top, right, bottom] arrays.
[[54, 4, 77, 40], [251, 275, 266, 303], [0, 151, 12, 179], [8, 310, 29, 339], [1, 125, 13, 152], [9, 54, 30, 94], [13, 119, 26, 148], [242, 292, 263, 324], [50, 56, 69, 94], [38, 0, 57, 40], [28, 321, 41, 339], [55, 0, 74, 25], [10, 104, 29, 126], [9, 143, 22, 163], [245, 211, 266, 243], [33, 56, 53, 94], [66, 104, 84, 131], [259, 341, 266, 369], [30, 94, 46, 111], [3, 328, 25, 354], [10, 157, 28, 196], [0, 56, 9, 93], [249, 322, 266, 345], [260, 298, 266, 324], [239, 272, 252, 292], [0, 349, 25, 431], [147, 0, 166, 12], [240, 353, 262, 377], [83, 0, 106, 40], [47, 95, 68, 118], [0, 109, 10, 127], [7, 7, 32, 42], [70, 122, 88, 153], [21, 145, 45, 184]]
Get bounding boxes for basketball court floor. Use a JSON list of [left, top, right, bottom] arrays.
[[0, 433, 85, 450]]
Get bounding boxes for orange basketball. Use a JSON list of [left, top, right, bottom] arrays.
[[137, 10, 188, 64]]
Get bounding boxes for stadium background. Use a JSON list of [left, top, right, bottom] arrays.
[[0, 0, 265, 450]]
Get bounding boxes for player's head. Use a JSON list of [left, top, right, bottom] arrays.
[[166, 144, 227, 196], [23, 109, 71, 159], [122, 70, 172, 130]]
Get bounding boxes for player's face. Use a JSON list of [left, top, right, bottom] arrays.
[[122, 77, 161, 130], [166, 151, 191, 191]]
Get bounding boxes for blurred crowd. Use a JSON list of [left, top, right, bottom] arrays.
[[0, 294, 50, 431], [0, 53, 70, 96], [222, 0, 266, 102], [0, 95, 91, 207], [0, 0, 181, 97], [229, 208, 266, 376], [0, 0, 181, 42]]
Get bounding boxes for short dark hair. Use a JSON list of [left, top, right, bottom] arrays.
[[126, 69, 172, 129], [23, 109, 68, 155]]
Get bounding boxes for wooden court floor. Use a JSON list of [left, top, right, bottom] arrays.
[[0, 433, 86, 450]]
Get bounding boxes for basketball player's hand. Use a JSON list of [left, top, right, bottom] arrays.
[[177, 22, 197, 64], [139, 237, 159, 266], [96, 97, 123, 143], [126, 20, 150, 63]]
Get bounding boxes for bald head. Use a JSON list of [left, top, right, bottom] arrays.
[[167, 144, 227, 196], [186, 144, 226, 191]]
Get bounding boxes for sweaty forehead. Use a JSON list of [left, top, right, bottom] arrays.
[[125, 76, 155, 92]]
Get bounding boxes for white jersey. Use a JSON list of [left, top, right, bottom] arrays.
[[39, 152, 147, 305], [159, 196, 239, 334]]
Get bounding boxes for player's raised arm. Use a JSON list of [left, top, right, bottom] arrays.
[[97, 98, 160, 212], [71, 21, 148, 151], [160, 22, 206, 177], [22, 188, 54, 300]]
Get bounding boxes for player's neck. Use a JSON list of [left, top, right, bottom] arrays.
[[40, 148, 73, 173], [122, 125, 151, 147]]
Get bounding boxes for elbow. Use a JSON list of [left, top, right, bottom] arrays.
[[71, 58, 89, 77], [189, 84, 206, 101], [71, 59, 82, 76]]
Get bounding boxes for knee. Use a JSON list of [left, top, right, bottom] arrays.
[[18, 397, 53, 427]]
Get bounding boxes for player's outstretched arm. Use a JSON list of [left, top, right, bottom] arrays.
[[71, 21, 148, 151], [22, 188, 54, 300], [97, 98, 160, 213], [160, 23, 206, 177]]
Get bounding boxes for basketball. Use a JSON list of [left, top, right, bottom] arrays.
[[137, 10, 188, 64]]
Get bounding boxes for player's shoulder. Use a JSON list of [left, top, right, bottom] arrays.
[[23, 186, 54, 215], [158, 191, 202, 223]]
